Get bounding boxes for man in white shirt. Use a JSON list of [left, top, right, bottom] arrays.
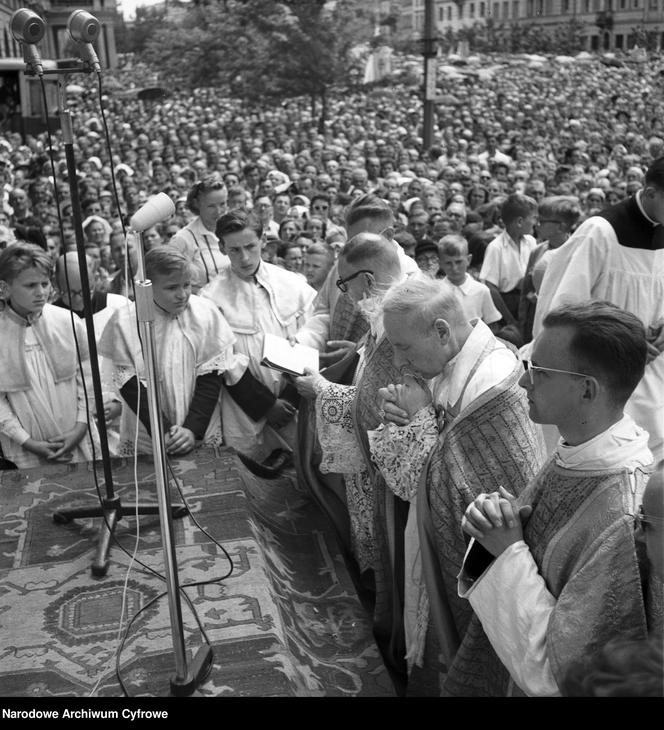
[[455, 301, 653, 697]]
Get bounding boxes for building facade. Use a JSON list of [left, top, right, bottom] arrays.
[[396, 0, 664, 51], [1, 0, 119, 68]]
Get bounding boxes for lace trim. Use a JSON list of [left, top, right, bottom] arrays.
[[197, 349, 231, 376], [316, 381, 365, 474], [368, 405, 438, 501], [406, 584, 431, 672], [113, 364, 138, 390]]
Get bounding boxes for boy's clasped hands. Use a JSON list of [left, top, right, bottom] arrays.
[[25, 422, 89, 463]]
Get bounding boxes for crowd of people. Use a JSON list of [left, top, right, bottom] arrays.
[[0, 50, 662, 697]]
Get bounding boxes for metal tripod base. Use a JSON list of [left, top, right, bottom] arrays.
[[170, 645, 215, 696], [52, 496, 189, 577]]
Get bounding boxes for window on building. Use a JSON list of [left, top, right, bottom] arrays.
[[536, 0, 543, 12], [562, 0, 570, 11], [447, 5, 452, 19], [526, 0, 534, 14], [470, 2, 475, 17], [615, 33, 624, 47], [494, 1, 500, 15], [481, 1, 486, 16], [439, 6, 444, 20], [649, 0, 657, 10], [512, 0, 519, 15]]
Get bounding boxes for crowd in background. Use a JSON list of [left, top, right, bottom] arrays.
[[0, 50, 662, 698], [0, 52, 663, 287]]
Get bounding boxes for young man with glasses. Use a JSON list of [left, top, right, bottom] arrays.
[[456, 301, 654, 697]]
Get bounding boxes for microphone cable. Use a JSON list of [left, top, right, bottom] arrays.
[[38, 73, 235, 697]]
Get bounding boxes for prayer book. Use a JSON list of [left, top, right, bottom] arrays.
[[261, 333, 319, 377]]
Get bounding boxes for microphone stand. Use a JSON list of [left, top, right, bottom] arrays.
[[44, 65, 186, 577], [131, 228, 214, 696]]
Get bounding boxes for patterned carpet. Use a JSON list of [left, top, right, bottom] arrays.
[[0, 447, 394, 697]]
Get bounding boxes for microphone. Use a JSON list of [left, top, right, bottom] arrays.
[[67, 10, 101, 73], [10, 9, 45, 77], [129, 193, 176, 232]]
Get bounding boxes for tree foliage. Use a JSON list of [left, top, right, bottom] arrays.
[[133, 0, 370, 119]]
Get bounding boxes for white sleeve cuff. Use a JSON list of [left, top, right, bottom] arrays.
[[466, 541, 561, 697]]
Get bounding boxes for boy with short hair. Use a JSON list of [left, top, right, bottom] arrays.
[[479, 193, 538, 320], [439, 234, 501, 330]]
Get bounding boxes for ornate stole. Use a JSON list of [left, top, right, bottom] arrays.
[[330, 293, 369, 344], [352, 334, 410, 692]]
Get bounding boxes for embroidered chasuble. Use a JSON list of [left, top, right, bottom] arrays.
[[315, 330, 410, 694], [366, 322, 545, 693], [419, 359, 545, 667], [445, 463, 652, 697], [293, 293, 372, 611]]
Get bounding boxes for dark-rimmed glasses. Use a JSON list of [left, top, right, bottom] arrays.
[[521, 358, 595, 386], [336, 269, 373, 293]]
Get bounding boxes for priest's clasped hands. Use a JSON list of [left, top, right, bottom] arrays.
[[462, 486, 533, 557], [376, 374, 432, 426]]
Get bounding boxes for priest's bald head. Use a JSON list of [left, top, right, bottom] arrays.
[[336, 231, 402, 306]]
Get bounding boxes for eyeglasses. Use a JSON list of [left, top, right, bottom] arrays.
[[336, 269, 373, 293], [312, 204, 329, 212], [634, 503, 664, 531], [521, 358, 595, 385]]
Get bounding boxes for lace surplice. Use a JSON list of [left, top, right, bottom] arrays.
[[368, 405, 439, 502], [315, 379, 376, 571]]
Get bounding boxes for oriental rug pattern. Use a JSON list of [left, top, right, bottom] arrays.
[[0, 447, 393, 697]]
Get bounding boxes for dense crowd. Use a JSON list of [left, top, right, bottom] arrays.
[[0, 50, 662, 698]]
